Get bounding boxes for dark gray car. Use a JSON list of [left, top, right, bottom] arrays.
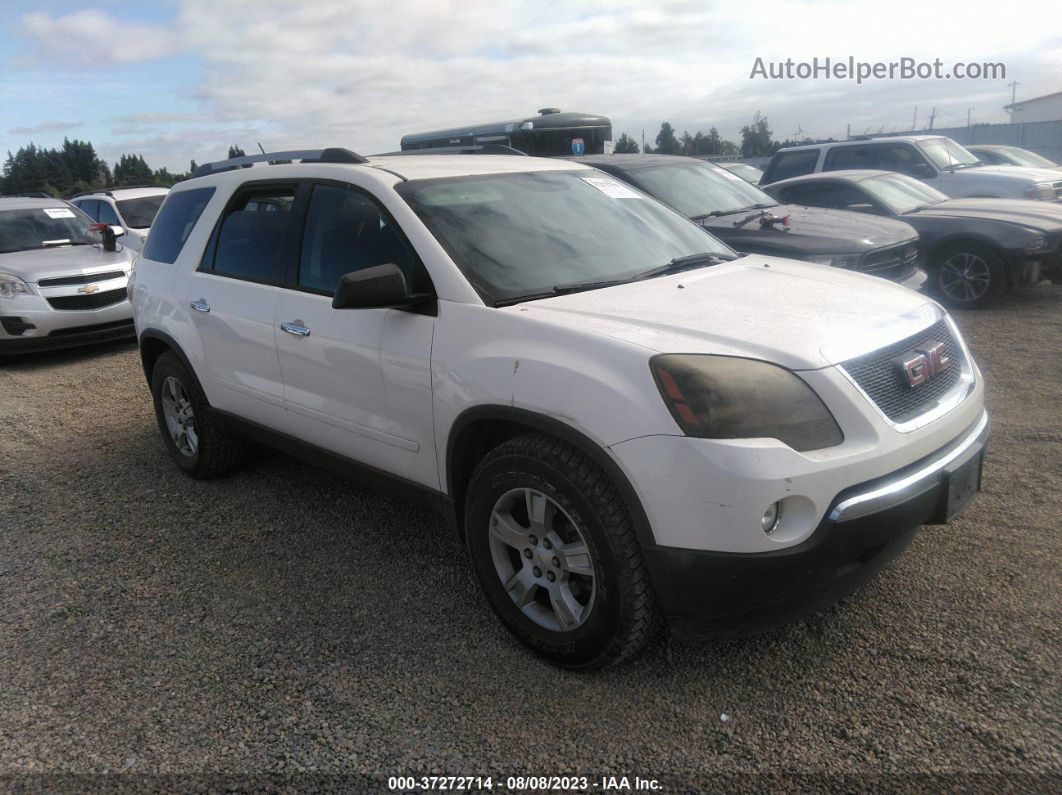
[[764, 169, 1062, 307], [571, 154, 925, 287]]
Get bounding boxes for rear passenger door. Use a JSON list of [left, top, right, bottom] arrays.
[[273, 180, 438, 488], [181, 182, 297, 428]]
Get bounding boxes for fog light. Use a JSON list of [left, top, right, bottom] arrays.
[[761, 502, 782, 534]]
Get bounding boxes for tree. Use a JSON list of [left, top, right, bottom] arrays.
[[653, 122, 682, 155], [227, 145, 246, 159], [613, 133, 639, 154], [739, 113, 774, 157], [719, 139, 739, 156], [113, 154, 154, 186]]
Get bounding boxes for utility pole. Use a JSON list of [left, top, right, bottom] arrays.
[[912, 105, 918, 130], [928, 107, 936, 130], [966, 107, 973, 127], [641, 129, 645, 153], [1008, 80, 1021, 106], [846, 123, 851, 141]]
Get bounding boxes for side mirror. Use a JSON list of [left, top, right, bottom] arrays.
[[332, 263, 430, 310], [111, 225, 126, 237], [845, 203, 881, 215]]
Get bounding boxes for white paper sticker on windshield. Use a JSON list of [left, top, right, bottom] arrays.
[[581, 177, 643, 199], [42, 208, 76, 219]]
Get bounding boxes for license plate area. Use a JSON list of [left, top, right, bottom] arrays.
[[943, 449, 984, 522]]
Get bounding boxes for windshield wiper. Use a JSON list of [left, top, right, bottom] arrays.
[[629, 251, 737, 281], [691, 203, 775, 220]]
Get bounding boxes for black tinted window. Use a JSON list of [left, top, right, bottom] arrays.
[[823, 145, 870, 170], [75, 199, 99, 221], [298, 184, 415, 294], [764, 150, 819, 183], [211, 188, 295, 281], [143, 187, 216, 264]]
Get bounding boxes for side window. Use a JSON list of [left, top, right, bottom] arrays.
[[142, 187, 216, 265], [824, 145, 870, 171], [75, 199, 100, 221], [764, 150, 820, 183], [210, 187, 296, 282], [96, 200, 120, 226], [297, 183, 417, 294], [876, 144, 932, 177]]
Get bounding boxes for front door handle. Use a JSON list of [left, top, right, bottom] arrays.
[[190, 298, 210, 313], [280, 320, 311, 337]]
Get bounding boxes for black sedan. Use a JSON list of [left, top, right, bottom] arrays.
[[572, 154, 925, 287], [763, 170, 1062, 308]]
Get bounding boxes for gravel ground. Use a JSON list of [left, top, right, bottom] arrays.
[[0, 287, 1059, 793]]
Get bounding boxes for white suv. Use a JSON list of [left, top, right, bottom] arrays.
[[71, 186, 170, 252], [129, 148, 989, 668]]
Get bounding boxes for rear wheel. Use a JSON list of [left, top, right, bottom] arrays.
[[150, 351, 245, 478], [464, 433, 660, 669], [930, 243, 1007, 309]]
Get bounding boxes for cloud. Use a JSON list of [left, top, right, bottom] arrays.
[[8, 121, 83, 135], [113, 112, 210, 125], [19, 10, 182, 65]]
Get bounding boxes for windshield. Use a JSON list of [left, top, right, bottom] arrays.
[[397, 170, 734, 304], [998, 147, 1057, 169], [116, 194, 167, 228], [860, 174, 949, 213], [721, 163, 764, 184], [0, 206, 97, 254], [627, 162, 776, 218], [917, 138, 981, 170]]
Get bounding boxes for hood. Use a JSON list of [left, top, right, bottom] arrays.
[[515, 255, 938, 370], [907, 198, 1062, 230], [700, 204, 915, 256], [0, 244, 133, 282], [951, 164, 1062, 184]]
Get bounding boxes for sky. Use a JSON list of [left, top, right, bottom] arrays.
[[1, 0, 1060, 173]]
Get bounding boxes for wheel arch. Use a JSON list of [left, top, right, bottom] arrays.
[[927, 234, 1006, 266], [138, 329, 203, 391], [445, 406, 656, 547]]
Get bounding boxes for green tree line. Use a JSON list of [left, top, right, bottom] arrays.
[[0, 138, 247, 198], [615, 115, 836, 158]]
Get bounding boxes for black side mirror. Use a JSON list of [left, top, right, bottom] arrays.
[[332, 263, 430, 310]]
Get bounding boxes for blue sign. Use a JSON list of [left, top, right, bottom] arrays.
[[571, 137, 585, 156]]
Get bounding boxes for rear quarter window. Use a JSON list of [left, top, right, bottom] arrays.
[[763, 149, 820, 184], [142, 187, 216, 264]]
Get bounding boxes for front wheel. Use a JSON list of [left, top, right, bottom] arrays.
[[464, 433, 660, 669], [930, 244, 1007, 309]]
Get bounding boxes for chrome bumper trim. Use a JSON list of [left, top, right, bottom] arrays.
[[829, 410, 989, 523]]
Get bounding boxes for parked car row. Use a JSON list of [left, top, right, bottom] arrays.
[[117, 146, 989, 668]]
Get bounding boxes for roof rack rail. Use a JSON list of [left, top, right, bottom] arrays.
[[376, 144, 528, 157], [0, 192, 54, 199], [72, 184, 170, 198], [192, 148, 368, 178]]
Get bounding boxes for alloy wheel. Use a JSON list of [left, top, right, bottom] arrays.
[[939, 252, 992, 303], [488, 488, 596, 632], [160, 376, 198, 457]]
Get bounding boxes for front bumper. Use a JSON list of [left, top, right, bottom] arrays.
[[643, 412, 989, 638], [898, 267, 929, 291], [0, 281, 134, 355]]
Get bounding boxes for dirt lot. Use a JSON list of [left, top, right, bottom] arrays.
[[1, 287, 1059, 792]]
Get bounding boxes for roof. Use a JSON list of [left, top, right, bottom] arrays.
[[0, 197, 75, 211], [965, 144, 1006, 151], [366, 154, 593, 180], [564, 153, 717, 170], [1004, 89, 1062, 111], [107, 186, 170, 199], [775, 135, 949, 153], [766, 169, 899, 188], [401, 109, 610, 147]]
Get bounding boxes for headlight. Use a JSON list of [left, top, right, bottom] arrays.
[[0, 272, 32, 299], [1023, 234, 1050, 253], [650, 354, 844, 452], [806, 254, 854, 269], [1023, 183, 1055, 201]]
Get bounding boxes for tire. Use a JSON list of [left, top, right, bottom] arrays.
[[464, 433, 661, 669], [929, 243, 1007, 309], [149, 351, 245, 479]]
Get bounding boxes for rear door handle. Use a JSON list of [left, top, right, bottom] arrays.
[[280, 320, 311, 337], [190, 298, 210, 313]]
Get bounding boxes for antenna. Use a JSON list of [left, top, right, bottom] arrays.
[[257, 142, 266, 154]]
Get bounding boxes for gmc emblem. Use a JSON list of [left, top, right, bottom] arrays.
[[895, 342, 950, 387]]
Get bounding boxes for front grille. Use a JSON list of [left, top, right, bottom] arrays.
[[46, 288, 128, 311], [37, 270, 125, 287], [840, 319, 964, 423], [859, 242, 919, 281]]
